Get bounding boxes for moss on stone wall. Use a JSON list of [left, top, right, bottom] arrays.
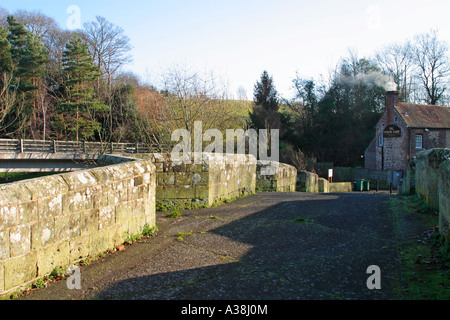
[[439, 159, 450, 243], [416, 149, 449, 211], [297, 171, 319, 193], [126, 153, 257, 211], [256, 161, 297, 192], [0, 159, 156, 296]]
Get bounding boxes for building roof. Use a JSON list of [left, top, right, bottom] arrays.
[[395, 103, 450, 129]]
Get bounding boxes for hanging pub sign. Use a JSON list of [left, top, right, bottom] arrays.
[[383, 125, 401, 137]]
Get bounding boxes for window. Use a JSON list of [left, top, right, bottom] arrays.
[[379, 135, 383, 147], [415, 134, 423, 149], [394, 116, 399, 124]]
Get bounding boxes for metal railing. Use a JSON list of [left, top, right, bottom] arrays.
[[0, 139, 170, 155]]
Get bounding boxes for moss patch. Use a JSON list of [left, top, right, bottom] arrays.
[[398, 231, 450, 300]]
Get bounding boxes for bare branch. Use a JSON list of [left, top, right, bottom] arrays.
[[82, 16, 132, 87], [411, 29, 450, 105]]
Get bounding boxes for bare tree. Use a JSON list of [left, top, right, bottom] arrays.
[[0, 72, 18, 132], [375, 41, 415, 102], [82, 16, 132, 95], [36, 80, 52, 140], [159, 64, 238, 135], [411, 29, 450, 105], [13, 9, 59, 39], [12, 9, 65, 71], [78, 16, 133, 145], [46, 29, 75, 72]]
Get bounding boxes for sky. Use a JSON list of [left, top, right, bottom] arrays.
[[1, 0, 450, 99]]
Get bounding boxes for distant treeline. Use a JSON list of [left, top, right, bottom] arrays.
[[251, 29, 450, 167], [1, 8, 449, 168], [0, 9, 251, 147]]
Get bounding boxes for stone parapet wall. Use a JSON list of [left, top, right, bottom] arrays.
[[299, 171, 353, 193], [208, 153, 257, 204], [0, 150, 324, 296], [439, 159, 450, 243], [413, 149, 449, 243], [127, 153, 257, 211], [329, 182, 353, 193], [415, 149, 450, 211], [318, 178, 329, 193], [383, 149, 449, 243], [399, 160, 416, 195], [256, 161, 297, 192], [297, 171, 319, 193], [0, 160, 156, 295]]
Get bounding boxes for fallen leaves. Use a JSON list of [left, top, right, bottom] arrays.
[[115, 245, 126, 252]]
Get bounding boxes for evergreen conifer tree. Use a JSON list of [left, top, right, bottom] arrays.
[[59, 35, 109, 141], [0, 26, 15, 131], [3, 16, 47, 137], [6, 15, 47, 92], [250, 70, 280, 131], [0, 27, 12, 72]]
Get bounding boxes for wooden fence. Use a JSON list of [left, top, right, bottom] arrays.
[[0, 139, 170, 155]]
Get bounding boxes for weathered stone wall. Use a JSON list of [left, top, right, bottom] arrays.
[[399, 160, 416, 195], [329, 182, 353, 193], [298, 171, 354, 193], [208, 154, 257, 204], [414, 149, 450, 243], [318, 178, 329, 193], [395, 149, 449, 243], [415, 149, 450, 211], [297, 171, 319, 193], [439, 159, 450, 243], [127, 153, 256, 211], [0, 160, 156, 295], [256, 161, 297, 192]]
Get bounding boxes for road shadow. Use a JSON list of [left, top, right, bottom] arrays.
[[92, 192, 404, 300]]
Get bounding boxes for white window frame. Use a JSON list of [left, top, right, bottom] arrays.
[[394, 116, 399, 124], [378, 135, 383, 147], [415, 134, 423, 149]]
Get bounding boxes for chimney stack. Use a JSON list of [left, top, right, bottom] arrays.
[[386, 91, 399, 125]]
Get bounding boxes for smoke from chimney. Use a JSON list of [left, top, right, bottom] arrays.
[[369, 72, 398, 91], [338, 71, 398, 91], [384, 81, 398, 92]]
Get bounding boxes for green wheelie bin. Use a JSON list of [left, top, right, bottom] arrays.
[[355, 180, 364, 191], [363, 179, 370, 191]]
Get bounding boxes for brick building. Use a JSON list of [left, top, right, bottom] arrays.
[[365, 91, 450, 174]]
